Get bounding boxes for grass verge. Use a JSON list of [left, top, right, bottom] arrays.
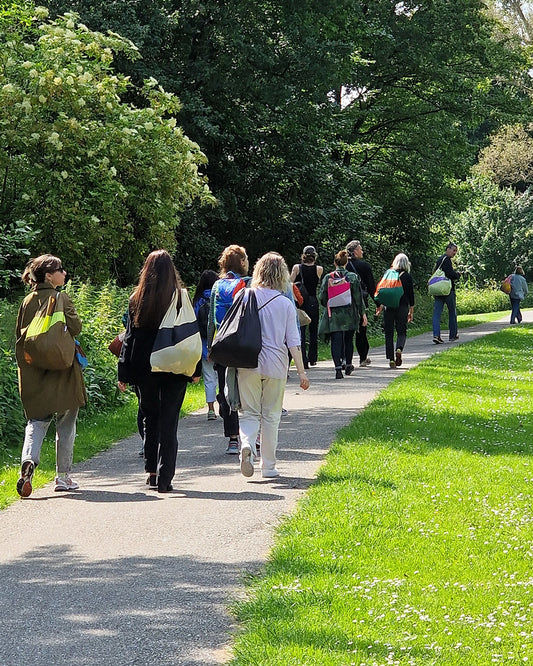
[[0, 381, 205, 510], [231, 324, 533, 665]]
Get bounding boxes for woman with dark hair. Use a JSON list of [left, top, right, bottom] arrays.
[[207, 245, 250, 454], [193, 269, 219, 419], [118, 250, 200, 493], [290, 246, 323, 368], [15, 254, 86, 497], [238, 252, 309, 479]]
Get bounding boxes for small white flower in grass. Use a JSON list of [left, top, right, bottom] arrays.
[[494, 637, 502, 642]]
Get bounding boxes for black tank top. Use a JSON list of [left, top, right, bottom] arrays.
[[300, 263, 319, 297]]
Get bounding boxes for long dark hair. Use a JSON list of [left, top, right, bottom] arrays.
[[130, 250, 183, 328], [193, 269, 218, 305]]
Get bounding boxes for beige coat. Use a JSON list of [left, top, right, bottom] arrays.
[[15, 284, 87, 420]]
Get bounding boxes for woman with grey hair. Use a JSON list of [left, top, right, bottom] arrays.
[[376, 253, 415, 368], [239, 252, 309, 479], [509, 266, 528, 324]]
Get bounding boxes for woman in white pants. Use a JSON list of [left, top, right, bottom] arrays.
[[238, 252, 310, 479]]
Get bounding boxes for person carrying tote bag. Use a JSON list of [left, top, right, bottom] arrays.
[[118, 250, 201, 493], [15, 254, 87, 497]]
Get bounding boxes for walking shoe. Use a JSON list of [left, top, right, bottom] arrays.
[[225, 438, 239, 455], [449, 335, 459, 342], [389, 360, 396, 368], [261, 468, 280, 478], [309, 362, 317, 366], [240, 447, 254, 478], [207, 409, 217, 420], [335, 369, 344, 379], [395, 349, 402, 367], [146, 474, 157, 489], [432, 336, 444, 344], [138, 446, 144, 457], [54, 474, 79, 492], [359, 358, 371, 367], [281, 408, 288, 417], [16, 460, 35, 498], [345, 364, 355, 375], [158, 484, 173, 493]]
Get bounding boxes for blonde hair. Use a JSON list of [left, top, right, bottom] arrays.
[[251, 252, 290, 291], [392, 253, 411, 272]]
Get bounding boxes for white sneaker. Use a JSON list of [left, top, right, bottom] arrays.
[[54, 475, 79, 492], [240, 448, 254, 478], [261, 468, 280, 478]]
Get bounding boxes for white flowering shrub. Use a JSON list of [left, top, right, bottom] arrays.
[[0, 5, 214, 281]]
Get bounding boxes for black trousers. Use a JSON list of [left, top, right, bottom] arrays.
[[355, 315, 369, 362], [383, 303, 408, 361], [300, 296, 319, 366], [331, 330, 355, 369], [137, 372, 188, 489], [216, 364, 239, 437]]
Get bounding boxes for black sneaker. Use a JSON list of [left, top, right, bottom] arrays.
[[449, 335, 459, 342], [432, 336, 444, 344], [16, 460, 35, 498], [395, 349, 402, 367], [345, 364, 355, 375], [335, 369, 344, 379]]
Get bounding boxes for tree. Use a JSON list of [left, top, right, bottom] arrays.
[[447, 177, 533, 283], [43, 0, 529, 279], [0, 3, 212, 282], [474, 123, 533, 190]]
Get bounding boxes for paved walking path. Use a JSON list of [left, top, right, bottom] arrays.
[[1, 314, 531, 666]]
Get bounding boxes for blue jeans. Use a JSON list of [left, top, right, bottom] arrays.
[[432, 291, 457, 339], [510, 298, 522, 324]]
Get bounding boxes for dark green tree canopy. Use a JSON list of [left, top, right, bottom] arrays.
[[39, 0, 532, 279]]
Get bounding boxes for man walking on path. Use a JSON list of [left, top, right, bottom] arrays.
[[0, 313, 530, 666], [432, 242, 461, 344]]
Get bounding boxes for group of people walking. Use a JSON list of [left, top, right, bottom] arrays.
[[13, 242, 528, 497]]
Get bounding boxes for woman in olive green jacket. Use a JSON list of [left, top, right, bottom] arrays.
[[318, 250, 367, 379], [15, 254, 86, 497]]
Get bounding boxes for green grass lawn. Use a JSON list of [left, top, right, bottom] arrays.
[[231, 324, 533, 665], [0, 380, 206, 510]]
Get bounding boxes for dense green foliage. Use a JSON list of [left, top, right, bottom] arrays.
[[0, 3, 213, 285], [446, 178, 533, 284], [42, 0, 530, 281], [231, 325, 533, 665]]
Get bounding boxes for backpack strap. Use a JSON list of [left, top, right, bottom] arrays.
[[257, 292, 282, 311]]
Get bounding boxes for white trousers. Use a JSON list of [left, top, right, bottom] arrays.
[[21, 409, 78, 475], [237, 369, 285, 472]]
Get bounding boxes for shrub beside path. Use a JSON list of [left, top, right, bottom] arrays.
[[0, 313, 531, 665]]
